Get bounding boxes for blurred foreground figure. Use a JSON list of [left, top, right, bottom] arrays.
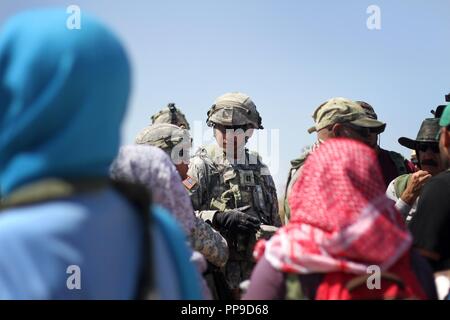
[[244, 139, 437, 300], [0, 9, 201, 299], [111, 144, 229, 299], [410, 105, 450, 299], [134, 124, 229, 268]]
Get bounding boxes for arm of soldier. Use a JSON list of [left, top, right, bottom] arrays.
[[385, 179, 412, 220], [190, 217, 229, 268], [185, 156, 218, 225]]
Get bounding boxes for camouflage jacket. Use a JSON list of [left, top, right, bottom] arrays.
[[191, 216, 229, 268], [185, 144, 280, 290], [186, 144, 280, 227]]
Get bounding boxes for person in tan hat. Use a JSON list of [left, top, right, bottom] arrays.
[[283, 97, 386, 224]]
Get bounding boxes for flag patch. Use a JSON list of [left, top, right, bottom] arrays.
[[182, 176, 197, 190]]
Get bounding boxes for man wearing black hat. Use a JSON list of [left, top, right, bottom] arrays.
[[386, 118, 444, 223]]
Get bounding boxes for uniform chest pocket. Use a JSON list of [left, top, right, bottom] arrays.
[[239, 170, 256, 187]]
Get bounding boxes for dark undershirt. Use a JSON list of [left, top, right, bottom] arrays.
[[377, 149, 414, 188], [409, 171, 450, 272]]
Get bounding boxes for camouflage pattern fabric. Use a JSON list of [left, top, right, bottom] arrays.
[[186, 144, 281, 290], [151, 103, 191, 129]]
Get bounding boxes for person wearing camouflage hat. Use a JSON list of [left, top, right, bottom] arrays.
[[283, 97, 386, 225], [134, 123, 231, 277], [151, 103, 191, 129], [306, 98, 386, 134], [186, 92, 281, 299], [386, 118, 444, 223]]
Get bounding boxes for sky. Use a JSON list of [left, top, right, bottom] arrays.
[[1, 0, 449, 192]]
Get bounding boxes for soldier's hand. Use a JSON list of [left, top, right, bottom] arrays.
[[401, 170, 432, 205], [213, 210, 261, 234]]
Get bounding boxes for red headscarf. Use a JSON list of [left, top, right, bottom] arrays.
[[254, 138, 412, 274]]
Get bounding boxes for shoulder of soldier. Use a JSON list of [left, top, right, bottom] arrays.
[[187, 145, 219, 183], [248, 149, 263, 163], [289, 146, 313, 171], [193, 144, 222, 162], [191, 145, 216, 165], [248, 149, 274, 176]]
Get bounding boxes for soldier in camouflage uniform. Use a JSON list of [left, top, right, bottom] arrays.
[[185, 92, 281, 298], [151, 103, 191, 129], [135, 123, 230, 269], [283, 97, 386, 224]]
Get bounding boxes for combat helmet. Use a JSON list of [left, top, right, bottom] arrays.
[[151, 103, 190, 130], [135, 123, 192, 152], [206, 92, 263, 129]]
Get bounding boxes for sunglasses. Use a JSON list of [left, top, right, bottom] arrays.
[[214, 124, 251, 132], [417, 143, 439, 153], [343, 123, 385, 138]]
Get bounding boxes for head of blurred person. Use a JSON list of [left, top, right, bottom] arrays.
[[438, 105, 450, 169], [0, 9, 130, 195], [135, 123, 192, 180], [399, 118, 444, 176], [308, 97, 386, 147]]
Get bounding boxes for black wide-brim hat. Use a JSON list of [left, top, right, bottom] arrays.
[[398, 118, 440, 150]]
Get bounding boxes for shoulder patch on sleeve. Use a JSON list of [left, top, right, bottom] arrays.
[[182, 176, 198, 190]]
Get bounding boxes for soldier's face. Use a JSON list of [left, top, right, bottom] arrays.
[[214, 125, 254, 156]]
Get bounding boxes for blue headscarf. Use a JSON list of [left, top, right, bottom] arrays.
[[0, 9, 131, 195]]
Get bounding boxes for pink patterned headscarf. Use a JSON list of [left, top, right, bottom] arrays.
[[255, 138, 412, 274]]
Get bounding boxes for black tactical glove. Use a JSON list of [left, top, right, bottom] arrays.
[[213, 209, 261, 234]]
